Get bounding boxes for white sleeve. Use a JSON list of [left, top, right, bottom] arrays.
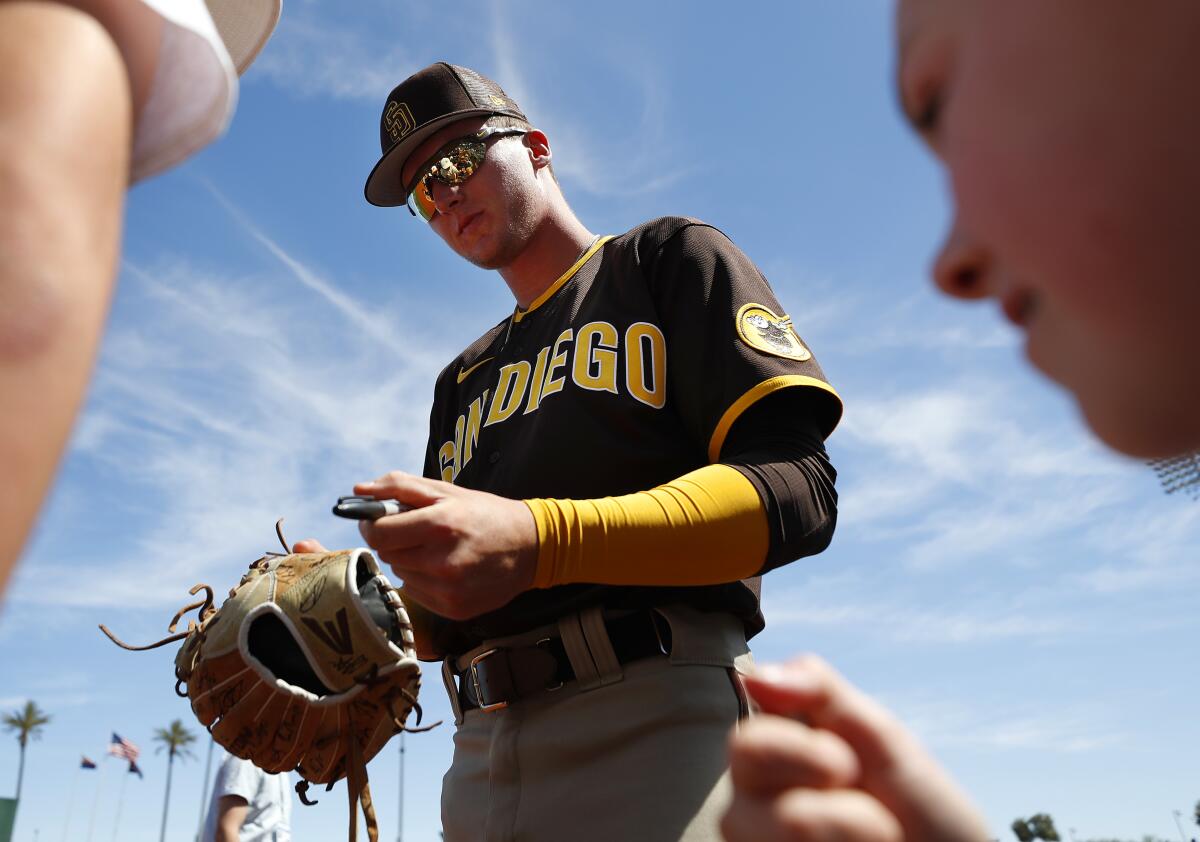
[[214, 755, 262, 803]]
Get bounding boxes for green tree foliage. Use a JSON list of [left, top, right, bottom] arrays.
[[153, 719, 197, 842], [1012, 814, 1061, 841], [0, 701, 50, 804], [1030, 814, 1061, 840], [1, 700, 51, 840]]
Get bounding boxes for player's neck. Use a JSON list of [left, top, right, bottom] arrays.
[[498, 208, 595, 310]]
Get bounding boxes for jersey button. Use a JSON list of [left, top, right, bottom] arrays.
[[489, 451, 501, 464]]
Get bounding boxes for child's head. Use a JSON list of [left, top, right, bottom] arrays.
[[895, 0, 1200, 458]]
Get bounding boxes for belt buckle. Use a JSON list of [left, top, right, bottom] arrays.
[[468, 648, 509, 712]]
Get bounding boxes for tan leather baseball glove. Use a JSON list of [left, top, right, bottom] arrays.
[[101, 526, 429, 842]]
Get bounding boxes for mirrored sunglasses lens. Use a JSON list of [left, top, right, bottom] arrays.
[[408, 139, 490, 222], [434, 142, 484, 185], [411, 179, 437, 221]]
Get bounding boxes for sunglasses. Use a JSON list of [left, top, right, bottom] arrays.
[[405, 126, 528, 221]]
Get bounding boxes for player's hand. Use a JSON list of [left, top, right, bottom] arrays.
[[351, 471, 538, 620], [722, 655, 990, 842]]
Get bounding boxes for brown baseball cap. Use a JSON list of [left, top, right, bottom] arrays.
[[363, 62, 528, 208]]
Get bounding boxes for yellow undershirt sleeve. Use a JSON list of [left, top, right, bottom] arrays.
[[524, 463, 769, 589]]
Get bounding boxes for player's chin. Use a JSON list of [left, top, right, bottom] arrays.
[[463, 237, 515, 271]]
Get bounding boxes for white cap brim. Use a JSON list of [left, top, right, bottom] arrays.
[[204, 0, 282, 74]]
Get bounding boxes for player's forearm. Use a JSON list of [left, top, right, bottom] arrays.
[[719, 389, 838, 573], [724, 439, 837, 573], [526, 463, 770, 587], [525, 391, 838, 589]]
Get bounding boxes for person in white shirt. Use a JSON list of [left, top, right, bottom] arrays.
[[202, 754, 293, 842]]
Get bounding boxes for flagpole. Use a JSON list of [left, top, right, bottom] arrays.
[[195, 737, 215, 842], [110, 767, 130, 842], [85, 760, 107, 842], [60, 764, 81, 842], [396, 732, 405, 842]]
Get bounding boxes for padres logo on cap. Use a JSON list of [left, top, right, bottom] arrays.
[[735, 303, 811, 361], [384, 101, 417, 143]]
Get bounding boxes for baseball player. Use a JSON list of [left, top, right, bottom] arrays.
[[724, 2, 1200, 841], [341, 61, 843, 841], [0, 0, 280, 596]]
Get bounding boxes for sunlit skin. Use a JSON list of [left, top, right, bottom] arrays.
[[398, 116, 596, 309], [400, 117, 540, 273], [0, 0, 163, 596], [214, 796, 249, 842], [898, 0, 1200, 459], [726, 4, 1200, 841], [722, 657, 989, 842]]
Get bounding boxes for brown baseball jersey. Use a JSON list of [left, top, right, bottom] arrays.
[[421, 216, 842, 654]]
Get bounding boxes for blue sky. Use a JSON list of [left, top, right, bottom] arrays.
[[3, 2, 1199, 841]]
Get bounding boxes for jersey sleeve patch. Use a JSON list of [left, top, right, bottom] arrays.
[[735, 303, 811, 361]]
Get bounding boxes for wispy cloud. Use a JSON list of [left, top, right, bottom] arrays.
[[487, 0, 693, 198], [764, 590, 1072, 644], [1076, 499, 1200, 593], [831, 290, 1020, 356], [250, 12, 415, 101], [892, 697, 1124, 754], [829, 384, 1141, 571], [0, 671, 100, 711], [199, 181, 446, 365], [15, 192, 452, 610]]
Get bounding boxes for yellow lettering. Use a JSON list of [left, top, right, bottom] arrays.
[[572, 321, 619, 394], [485, 361, 532, 426], [541, 329, 574, 400], [625, 322, 667, 409], [463, 389, 488, 467], [452, 414, 465, 479], [438, 440, 456, 482], [524, 347, 551, 414]]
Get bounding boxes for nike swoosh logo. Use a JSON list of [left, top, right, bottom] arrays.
[[456, 357, 495, 384]]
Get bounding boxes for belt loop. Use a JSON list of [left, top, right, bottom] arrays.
[[557, 612, 601, 691], [578, 605, 622, 687], [653, 603, 749, 667], [442, 655, 465, 725]]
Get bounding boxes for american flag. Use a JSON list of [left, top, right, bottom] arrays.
[[108, 733, 140, 763]]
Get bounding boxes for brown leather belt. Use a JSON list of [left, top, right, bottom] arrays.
[[454, 611, 669, 712]]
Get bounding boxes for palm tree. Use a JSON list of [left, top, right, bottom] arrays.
[[1, 701, 50, 803], [1012, 814, 1061, 841], [1, 699, 50, 838], [153, 719, 197, 842]]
